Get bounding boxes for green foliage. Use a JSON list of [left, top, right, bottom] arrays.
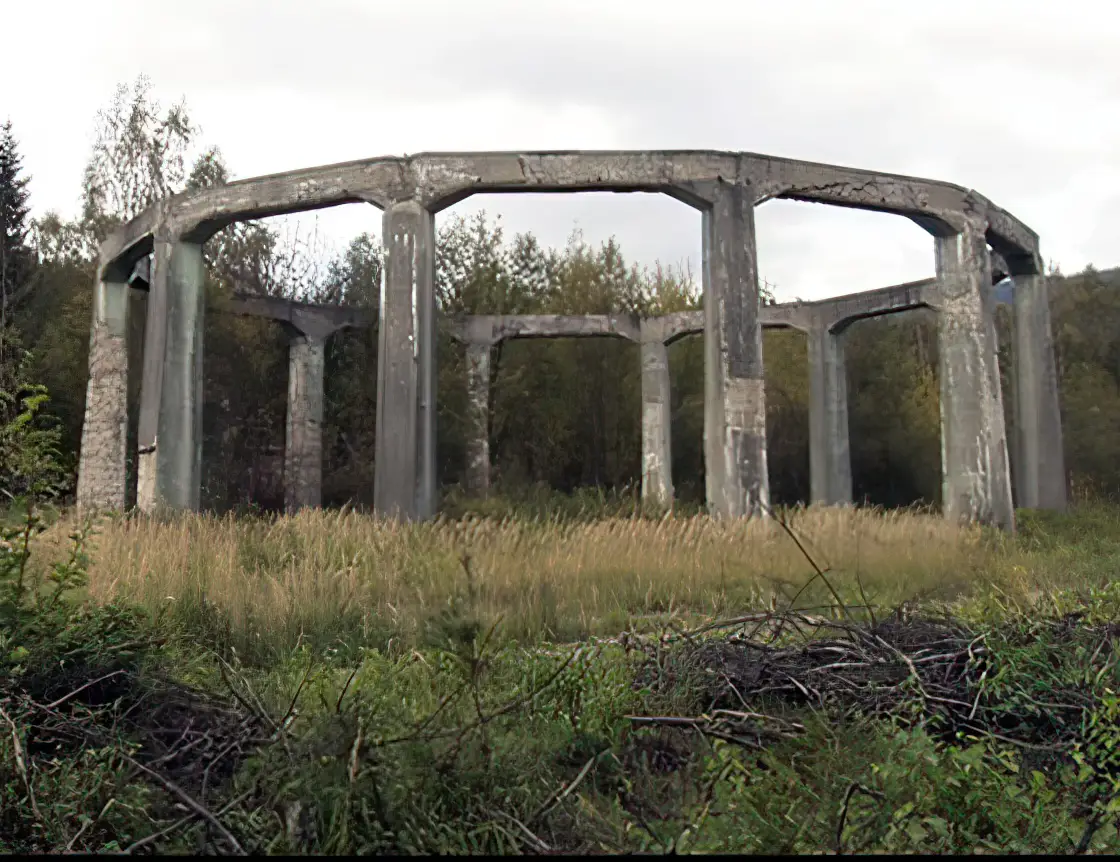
[[0, 119, 34, 328], [0, 346, 69, 502], [13, 74, 1120, 514]]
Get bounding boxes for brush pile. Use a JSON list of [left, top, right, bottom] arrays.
[[631, 608, 1116, 755]]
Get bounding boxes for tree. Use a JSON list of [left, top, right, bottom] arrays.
[[0, 120, 33, 349], [81, 75, 196, 244]]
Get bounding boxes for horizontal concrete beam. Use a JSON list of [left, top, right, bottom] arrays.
[[101, 151, 1040, 273], [815, 278, 937, 333], [128, 258, 373, 340], [125, 256, 1007, 347], [223, 294, 372, 339], [447, 313, 641, 345]]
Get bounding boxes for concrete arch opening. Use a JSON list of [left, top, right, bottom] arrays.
[[76, 149, 1060, 530], [431, 192, 702, 502], [843, 309, 942, 508], [118, 205, 381, 513], [753, 199, 935, 302]]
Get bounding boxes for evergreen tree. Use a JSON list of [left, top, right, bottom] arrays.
[[0, 119, 33, 338]]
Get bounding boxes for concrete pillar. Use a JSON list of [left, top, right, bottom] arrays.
[[76, 272, 131, 510], [464, 340, 491, 497], [640, 333, 673, 507], [284, 334, 326, 513], [701, 181, 769, 519], [807, 320, 853, 506], [1012, 271, 1067, 511], [136, 237, 206, 513], [374, 200, 437, 520], [935, 223, 1015, 531]]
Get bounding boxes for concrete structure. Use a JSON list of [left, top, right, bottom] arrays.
[[76, 149, 1062, 529], [1011, 268, 1067, 510], [113, 259, 372, 512], [223, 293, 370, 512]]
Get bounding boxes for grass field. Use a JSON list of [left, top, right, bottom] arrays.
[[7, 498, 1120, 853], [37, 504, 1017, 659]]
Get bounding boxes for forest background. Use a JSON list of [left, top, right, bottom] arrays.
[[3, 77, 1117, 512]]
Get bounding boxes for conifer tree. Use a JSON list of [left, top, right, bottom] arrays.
[[0, 119, 33, 338]]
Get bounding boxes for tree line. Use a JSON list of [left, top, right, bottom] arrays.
[[2, 76, 1118, 511]]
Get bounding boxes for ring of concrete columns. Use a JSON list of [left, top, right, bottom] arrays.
[[75, 149, 1066, 530]]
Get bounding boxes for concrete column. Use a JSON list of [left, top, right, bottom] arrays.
[[76, 272, 131, 510], [935, 223, 1015, 531], [464, 341, 491, 497], [640, 332, 673, 507], [701, 181, 769, 519], [136, 237, 206, 513], [1012, 271, 1067, 511], [374, 200, 437, 520], [807, 320, 852, 506], [284, 334, 326, 513]]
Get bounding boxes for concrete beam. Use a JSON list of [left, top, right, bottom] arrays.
[[1012, 272, 1067, 511], [225, 293, 373, 339], [136, 237, 206, 514], [285, 334, 326, 513], [374, 200, 437, 520], [464, 342, 491, 496], [76, 272, 131, 511], [447, 313, 640, 346], [700, 180, 769, 520], [934, 221, 1015, 531], [98, 151, 1039, 273], [640, 324, 673, 507], [814, 279, 937, 333]]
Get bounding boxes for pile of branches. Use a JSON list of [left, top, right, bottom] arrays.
[[1, 656, 279, 854], [628, 608, 1108, 755]]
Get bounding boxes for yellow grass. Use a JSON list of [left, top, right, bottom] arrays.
[[29, 504, 1028, 657]]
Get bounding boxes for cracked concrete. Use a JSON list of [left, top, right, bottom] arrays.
[[81, 149, 1050, 529], [285, 334, 326, 513], [464, 342, 491, 497], [75, 274, 131, 511]]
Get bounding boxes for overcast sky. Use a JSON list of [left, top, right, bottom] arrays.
[[6, 0, 1118, 301]]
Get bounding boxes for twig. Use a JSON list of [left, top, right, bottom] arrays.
[[490, 809, 552, 853], [120, 753, 245, 855], [835, 781, 885, 853], [1075, 811, 1107, 855], [1, 702, 42, 822], [46, 670, 127, 710], [530, 751, 606, 824], [335, 666, 360, 715], [64, 798, 116, 853], [118, 789, 254, 856], [762, 502, 850, 620]]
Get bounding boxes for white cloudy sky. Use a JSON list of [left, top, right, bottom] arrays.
[[6, 0, 1118, 301]]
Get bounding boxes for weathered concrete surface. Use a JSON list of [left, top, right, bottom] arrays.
[[448, 313, 640, 345], [100, 151, 1038, 262], [76, 274, 131, 511], [811, 279, 936, 330], [89, 149, 1043, 530], [639, 327, 673, 506], [699, 181, 769, 520], [933, 222, 1015, 531], [464, 341, 491, 497], [226, 293, 373, 338], [1012, 271, 1067, 511], [136, 238, 206, 513], [807, 318, 852, 506], [374, 201, 437, 521], [285, 335, 326, 512]]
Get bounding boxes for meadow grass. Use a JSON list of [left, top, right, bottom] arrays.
[[28, 500, 1082, 663], [11, 500, 1120, 853]]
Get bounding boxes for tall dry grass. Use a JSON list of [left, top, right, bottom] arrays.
[[30, 504, 1018, 660]]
